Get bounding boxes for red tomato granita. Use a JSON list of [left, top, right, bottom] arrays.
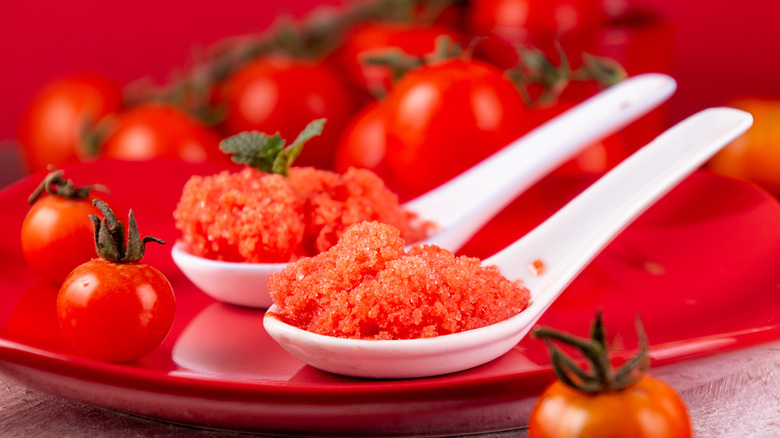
[[174, 168, 304, 262], [173, 119, 431, 263], [268, 221, 531, 340]]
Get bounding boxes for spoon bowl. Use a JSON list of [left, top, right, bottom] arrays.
[[171, 243, 286, 308], [263, 301, 539, 379], [173, 74, 676, 309], [263, 107, 753, 378]]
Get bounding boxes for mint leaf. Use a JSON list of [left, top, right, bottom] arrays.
[[220, 131, 286, 172], [219, 119, 326, 176]]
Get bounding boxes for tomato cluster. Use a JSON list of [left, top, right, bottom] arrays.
[[17, 0, 652, 198], [21, 169, 175, 363]]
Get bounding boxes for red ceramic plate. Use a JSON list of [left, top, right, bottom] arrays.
[[1, 159, 779, 436]]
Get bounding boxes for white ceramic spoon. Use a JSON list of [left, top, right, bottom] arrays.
[[172, 73, 676, 309], [263, 107, 753, 379]]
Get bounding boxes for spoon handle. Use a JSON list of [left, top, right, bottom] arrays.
[[486, 107, 753, 310], [405, 73, 677, 252]]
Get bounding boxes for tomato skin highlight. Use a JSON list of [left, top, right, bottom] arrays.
[[21, 194, 107, 285], [101, 103, 225, 164], [528, 376, 693, 438], [18, 74, 123, 173], [220, 56, 357, 170], [57, 259, 176, 363], [382, 58, 530, 198]]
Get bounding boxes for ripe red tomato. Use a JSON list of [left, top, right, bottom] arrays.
[[58, 259, 175, 362], [100, 103, 226, 164], [382, 58, 531, 198], [18, 74, 123, 173], [219, 56, 357, 170], [529, 376, 692, 437], [21, 170, 110, 284], [57, 200, 175, 362], [332, 21, 462, 97]]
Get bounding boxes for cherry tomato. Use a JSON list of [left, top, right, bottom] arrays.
[[100, 103, 226, 164], [332, 21, 462, 97], [530, 311, 692, 438], [57, 201, 175, 362], [529, 376, 692, 437], [21, 169, 110, 284], [18, 74, 123, 173], [58, 259, 175, 362], [382, 58, 531, 198], [219, 56, 357, 169], [707, 98, 780, 197]]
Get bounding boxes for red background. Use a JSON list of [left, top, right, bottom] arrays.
[[1, 0, 779, 146]]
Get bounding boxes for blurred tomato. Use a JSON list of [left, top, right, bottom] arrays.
[[100, 103, 225, 163], [469, 0, 612, 38], [219, 56, 356, 170], [332, 21, 461, 97], [382, 58, 530, 199], [18, 74, 123, 172], [708, 98, 780, 196], [334, 101, 387, 173]]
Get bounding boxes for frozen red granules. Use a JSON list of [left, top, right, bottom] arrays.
[[268, 221, 531, 340], [174, 167, 431, 262]]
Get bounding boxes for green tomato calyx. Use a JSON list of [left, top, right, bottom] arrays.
[[90, 199, 165, 263], [532, 309, 650, 394]]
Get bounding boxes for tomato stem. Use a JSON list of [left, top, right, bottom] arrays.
[[90, 199, 165, 263], [28, 166, 109, 204], [506, 43, 627, 109], [574, 53, 627, 88], [135, 0, 461, 122], [361, 34, 464, 88], [532, 309, 649, 394]]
